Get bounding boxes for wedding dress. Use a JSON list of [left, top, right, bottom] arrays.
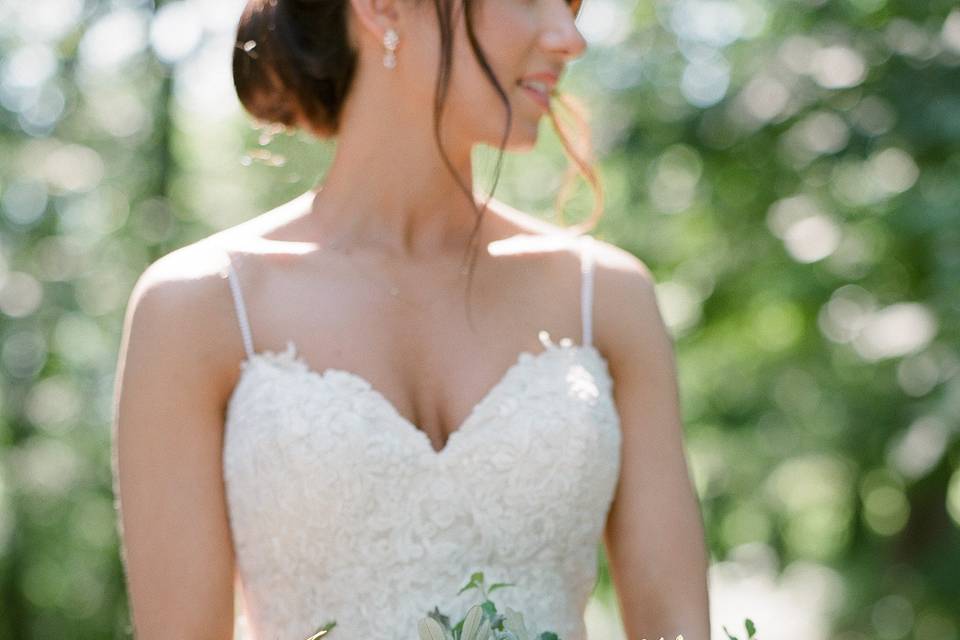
[[221, 234, 622, 640]]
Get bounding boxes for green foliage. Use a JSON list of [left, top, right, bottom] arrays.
[[304, 620, 337, 639], [417, 571, 562, 640], [723, 618, 757, 640]]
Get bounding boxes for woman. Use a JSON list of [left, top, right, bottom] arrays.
[[112, 0, 711, 636]]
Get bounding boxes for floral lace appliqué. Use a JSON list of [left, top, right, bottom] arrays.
[[223, 331, 621, 640]]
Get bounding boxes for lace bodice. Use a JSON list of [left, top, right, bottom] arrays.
[[221, 235, 622, 640]]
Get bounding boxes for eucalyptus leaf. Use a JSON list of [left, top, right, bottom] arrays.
[[458, 572, 484, 595]]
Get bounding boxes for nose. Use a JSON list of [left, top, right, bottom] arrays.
[[542, 0, 588, 61]]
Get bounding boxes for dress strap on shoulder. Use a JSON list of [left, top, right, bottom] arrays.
[[578, 235, 596, 348], [223, 253, 255, 360]]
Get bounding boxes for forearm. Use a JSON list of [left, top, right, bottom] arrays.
[[608, 523, 711, 640], [618, 576, 710, 640]]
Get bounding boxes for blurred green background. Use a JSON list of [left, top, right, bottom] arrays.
[[1, 0, 958, 638]]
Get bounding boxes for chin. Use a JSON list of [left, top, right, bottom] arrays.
[[511, 122, 542, 151]]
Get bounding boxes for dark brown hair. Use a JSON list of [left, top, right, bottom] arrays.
[[233, 0, 603, 315]]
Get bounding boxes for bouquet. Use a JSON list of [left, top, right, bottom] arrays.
[[302, 571, 555, 640], [303, 570, 757, 640], [415, 571, 556, 640]]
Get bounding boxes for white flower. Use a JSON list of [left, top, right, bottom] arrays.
[[461, 604, 493, 640], [417, 616, 453, 640]]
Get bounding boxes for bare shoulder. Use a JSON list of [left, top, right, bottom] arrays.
[[130, 237, 233, 320], [123, 235, 253, 400], [586, 238, 673, 375], [480, 200, 668, 367], [588, 236, 657, 302], [130, 189, 301, 319]]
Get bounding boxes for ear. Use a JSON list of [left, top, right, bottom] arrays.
[[347, 0, 402, 50]]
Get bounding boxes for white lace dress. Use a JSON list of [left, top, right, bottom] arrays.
[[221, 235, 622, 640]]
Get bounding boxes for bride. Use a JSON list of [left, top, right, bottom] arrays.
[[111, 0, 710, 637]]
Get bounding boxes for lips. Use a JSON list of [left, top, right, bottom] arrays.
[[517, 72, 559, 111], [517, 71, 559, 95]]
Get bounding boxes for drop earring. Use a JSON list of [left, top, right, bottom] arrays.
[[382, 27, 399, 69]]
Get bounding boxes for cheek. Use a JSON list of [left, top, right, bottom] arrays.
[[447, 13, 533, 114], [400, 0, 541, 140], [445, 56, 516, 136]]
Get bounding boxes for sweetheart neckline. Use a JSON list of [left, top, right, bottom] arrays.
[[232, 329, 611, 457]]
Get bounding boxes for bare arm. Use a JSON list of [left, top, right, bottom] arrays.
[[597, 248, 710, 640], [111, 254, 237, 639]]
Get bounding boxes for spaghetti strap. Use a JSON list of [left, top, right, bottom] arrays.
[[579, 235, 596, 348], [223, 254, 255, 360]]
